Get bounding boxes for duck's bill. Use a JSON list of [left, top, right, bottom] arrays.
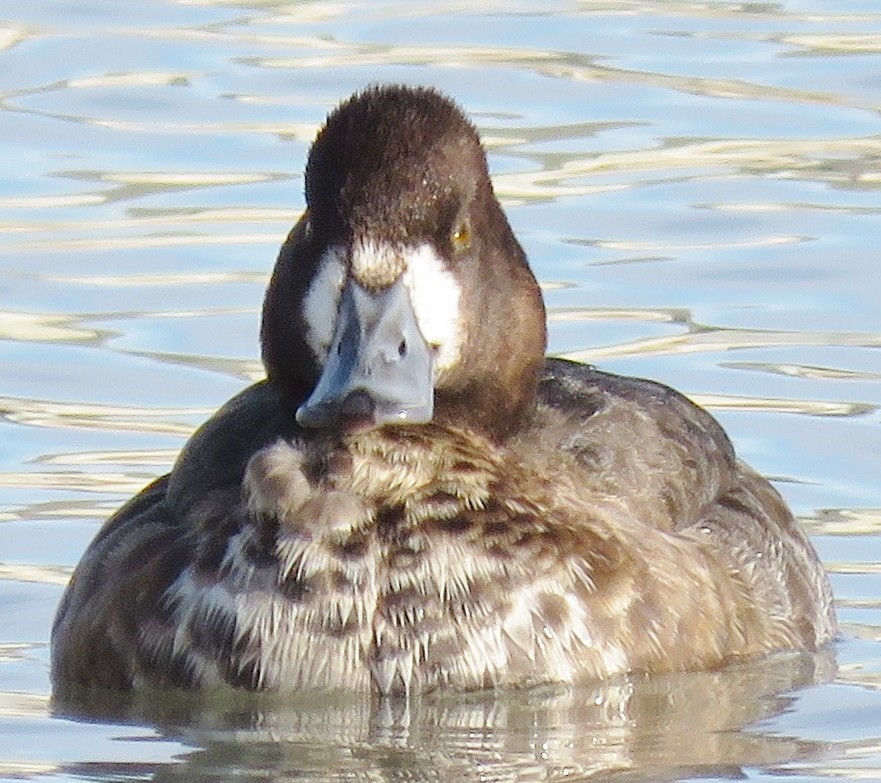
[[296, 277, 435, 431]]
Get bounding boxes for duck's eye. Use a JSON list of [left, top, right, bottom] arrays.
[[451, 219, 472, 252]]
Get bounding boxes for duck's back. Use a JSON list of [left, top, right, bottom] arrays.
[[51, 382, 294, 691], [51, 361, 836, 696], [532, 359, 836, 652]]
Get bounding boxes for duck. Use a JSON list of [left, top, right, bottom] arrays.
[[51, 84, 837, 697]]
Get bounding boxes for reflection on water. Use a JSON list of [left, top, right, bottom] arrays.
[[1, 0, 880, 781], [51, 651, 835, 782], [0, 395, 206, 435]]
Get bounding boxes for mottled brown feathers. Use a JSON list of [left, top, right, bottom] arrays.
[[52, 365, 836, 696], [51, 86, 836, 700]]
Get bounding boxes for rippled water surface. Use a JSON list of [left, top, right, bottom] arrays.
[[1, 1, 880, 781]]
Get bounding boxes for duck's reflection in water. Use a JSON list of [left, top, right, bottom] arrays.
[[54, 648, 835, 782]]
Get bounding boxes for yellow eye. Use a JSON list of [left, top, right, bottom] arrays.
[[451, 220, 471, 251]]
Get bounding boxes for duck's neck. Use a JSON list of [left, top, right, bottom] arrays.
[[432, 361, 545, 443]]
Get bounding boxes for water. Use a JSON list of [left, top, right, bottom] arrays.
[[1, 1, 880, 780]]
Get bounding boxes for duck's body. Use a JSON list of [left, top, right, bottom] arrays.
[[51, 86, 836, 697]]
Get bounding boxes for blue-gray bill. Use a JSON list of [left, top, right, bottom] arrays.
[[296, 277, 435, 429]]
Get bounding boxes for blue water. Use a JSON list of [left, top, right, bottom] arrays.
[[0, 1, 879, 780]]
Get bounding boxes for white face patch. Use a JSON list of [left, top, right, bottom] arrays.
[[302, 246, 346, 362], [301, 240, 463, 376], [401, 243, 463, 376]]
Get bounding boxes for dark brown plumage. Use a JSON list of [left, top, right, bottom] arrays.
[[51, 85, 836, 699]]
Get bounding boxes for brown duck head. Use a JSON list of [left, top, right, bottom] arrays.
[[261, 85, 547, 441]]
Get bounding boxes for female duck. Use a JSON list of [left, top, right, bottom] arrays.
[[51, 85, 836, 696]]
